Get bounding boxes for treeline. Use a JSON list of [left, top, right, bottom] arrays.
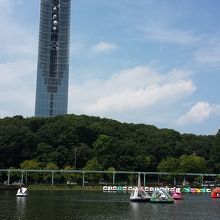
[[0, 114, 219, 174]]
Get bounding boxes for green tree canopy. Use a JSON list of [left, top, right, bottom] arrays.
[[210, 129, 220, 172], [0, 114, 217, 173], [45, 162, 59, 170], [83, 157, 102, 171], [20, 159, 41, 170], [157, 157, 179, 172], [179, 155, 207, 173]]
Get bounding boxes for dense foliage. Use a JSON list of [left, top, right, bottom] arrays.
[[0, 114, 219, 174]]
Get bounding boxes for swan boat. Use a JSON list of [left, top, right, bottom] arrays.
[[150, 188, 174, 204], [211, 187, 220, 198], [130, 173, 151, 202], [16, 187, 28, 197], [172, 191, 183, 200], [130, 187, 151, 202]]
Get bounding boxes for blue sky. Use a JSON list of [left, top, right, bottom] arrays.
[[0, 0, 220, 135]]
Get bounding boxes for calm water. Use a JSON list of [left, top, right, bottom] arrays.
[[0, 190, 220, 220]]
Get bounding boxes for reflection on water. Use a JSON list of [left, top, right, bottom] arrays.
[[130, 201, 139, 212], [16, 196, 26, 218], [130, 201, 145, 220]]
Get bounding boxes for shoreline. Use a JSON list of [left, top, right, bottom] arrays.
[[0, 184, 103, 191], [1, 184, 214, 193], [27, 185, 103, 191]]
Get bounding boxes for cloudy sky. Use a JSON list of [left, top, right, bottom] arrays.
[[0, 0, 220, 135]]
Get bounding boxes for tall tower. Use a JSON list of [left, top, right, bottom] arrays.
[[35, 0, 71, 116]]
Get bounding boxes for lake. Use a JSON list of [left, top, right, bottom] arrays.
[[0, 190, 220, 220]]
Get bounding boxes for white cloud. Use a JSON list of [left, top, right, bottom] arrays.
[[0, 0, 23, 16], [70, 42, 85, 55], [0, 60, 36, 117], [0, 60, 35, 89], [0, 0, 37, 62], [91, 41, 117, 54], [0, 16, 37, 59], [0, 0, 37, 117], [86, 80, 195, 114], [69, 66, 196, 116], [194, 42, 220, 66], [142, 26, 202, 44], [177, 102, 220, 126]]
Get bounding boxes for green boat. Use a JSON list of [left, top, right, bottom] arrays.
[[150, 188, 174, 204]]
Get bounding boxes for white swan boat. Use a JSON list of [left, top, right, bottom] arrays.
[[16, 187, 28, 197], [130, 187, 151, 202], [130, 173, 151, 202]]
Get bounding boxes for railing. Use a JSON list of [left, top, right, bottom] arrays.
[[0, 169, 219, 187]]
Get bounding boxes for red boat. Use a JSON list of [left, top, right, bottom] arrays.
[[211, 187, 220, 198]]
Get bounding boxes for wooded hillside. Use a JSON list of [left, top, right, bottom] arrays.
[[0, 115, 219, 173]]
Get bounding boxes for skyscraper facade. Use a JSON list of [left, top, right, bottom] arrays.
[[35, 0, 71, 116]]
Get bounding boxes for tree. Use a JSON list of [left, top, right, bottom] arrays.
[[20, 160, 41, 170], [44, 162, 60, 184], [83, 157, 102, 183], [74, 143, 93, 169], [107, 167, 115, 172], [104, 167, 116, 183], [20, 160, 42, 183], [157, 157, 179, 172], [62, 165, 80, 183], [35, 143, 53, 164], [179, 155, 207, 173], [93, 134, 119, 169], [134, 155, 153, 171], [0, 124, 39, 168], [210, 129, 220, 172], [83, 157, 102, 171], [0, 114, 216, 174], [49, 146, 70, 168], [45, 162, 59, 170]]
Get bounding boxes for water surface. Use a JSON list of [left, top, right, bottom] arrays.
[[0, 191, 219, 220]]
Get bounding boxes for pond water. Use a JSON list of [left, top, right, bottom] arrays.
[[0, 190, 220, 220]]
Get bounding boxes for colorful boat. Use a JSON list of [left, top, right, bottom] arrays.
[[172, 191, 183, 200], [150, 188, 174, 204], [211, 187, 220, 198]]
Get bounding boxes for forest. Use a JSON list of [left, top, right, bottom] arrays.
[[0, 114, 219, 174]]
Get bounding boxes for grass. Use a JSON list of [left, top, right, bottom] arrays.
[[27, 184, 103, 191]]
